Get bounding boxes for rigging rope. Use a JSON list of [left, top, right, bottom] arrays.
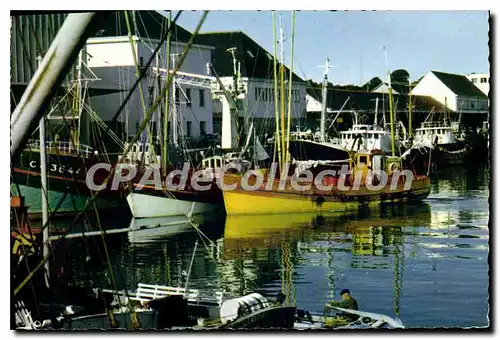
[[14, 11, 210, 297]]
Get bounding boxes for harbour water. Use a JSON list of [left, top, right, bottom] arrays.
[[55, 164, 490, 329]]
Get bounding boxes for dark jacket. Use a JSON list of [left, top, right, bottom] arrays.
[[329, 296, 359, 321]]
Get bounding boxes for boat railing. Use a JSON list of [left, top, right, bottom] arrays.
[[420, 121, 451, 129], [133, 283, 224, 307], [25, 139, 94, 158]]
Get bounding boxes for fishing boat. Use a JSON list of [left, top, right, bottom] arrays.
[[11, 48, 128, 218], [222, 148, 430, 215], [11, 141, 127, 219], [123, 13, 258, 219], [413, 121, 468, 164], [17, 280, 295, 330], [402, 109, 470, 174], [294, 305, 404, 329], [126, 174, 225, 219]]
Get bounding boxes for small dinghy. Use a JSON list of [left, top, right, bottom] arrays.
[[294, 305, 405, 330]]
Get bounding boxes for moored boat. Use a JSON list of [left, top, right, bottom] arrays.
[[294, 305, 404, 329], [222, 150, 430, 215]]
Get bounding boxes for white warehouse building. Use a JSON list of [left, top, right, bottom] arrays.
[[412, 70, 488, 113], [466, 72, 490, 96], [197, 31, 308, 138], [86, 11, 214, 144]]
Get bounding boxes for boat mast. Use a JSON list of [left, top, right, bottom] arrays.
[[374, 97, 379, 127], [320, 57, 330, 143], [285, 11, 295, 164], [125, 11, 155, 164], [171, 54, 179, 148], [384, 48, 396, 157], [272, 11, 281, 171], [407, 77, 413, 139], [227, 47, 241, 147], [37, 54, 50, 289], [279, 15, 286, 167], [11, 13, 99, 159], [75, 48, 83, 150], [162, 11, 172, 177]]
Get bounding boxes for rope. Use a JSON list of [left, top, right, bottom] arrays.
[[14, 11, 210, 297]]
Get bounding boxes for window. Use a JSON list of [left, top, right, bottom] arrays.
[[139, 57, 144, 67], [471, 102, 475, 109], [374, 133, 379, 139], [199, 89, 205, 107], [187, 121, 192, 137], [200, 121, 206, 135], [359, 155, 368, 164], [471, 78, 478, 84], [481, 77, 487, 83], [174, 87, 180, 104], [186, 88, 191, 107]]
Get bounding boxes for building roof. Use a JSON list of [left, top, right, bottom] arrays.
[[371, 82, 411, 95], [431, 70, 487, 98], [306, 87, 445, 113], [94, 11, 198, 44], [197, 31, 304, 82]]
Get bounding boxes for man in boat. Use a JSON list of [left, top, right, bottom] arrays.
[[324, 289, 359, 327]]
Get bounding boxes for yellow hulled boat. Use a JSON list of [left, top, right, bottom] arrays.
[[222, 151, 431, 215]]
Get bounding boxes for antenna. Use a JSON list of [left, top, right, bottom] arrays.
[[226, 47, 238, 76], [279, 14, 286, 64], [318, 57, 332, 142], [317, 58, 335, 81], [384, 46, 391, 88]]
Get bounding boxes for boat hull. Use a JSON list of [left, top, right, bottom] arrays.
[[59, 306, 296, 330], [126, 190, 224, 218], [222, 176, 430, 215], [11, 149, 127, 217], [10, 183, 126, 218]]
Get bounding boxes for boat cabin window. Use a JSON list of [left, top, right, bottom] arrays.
[[358, 155, 368, 165], [216, 158, 222, 168], [374, 133, 379, 139]]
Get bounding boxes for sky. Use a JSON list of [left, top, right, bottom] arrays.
[[174, 10, 490, 85]]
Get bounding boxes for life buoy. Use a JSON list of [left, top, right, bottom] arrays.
[[389, 162, 400, 173], [321, 175, 338, 188]]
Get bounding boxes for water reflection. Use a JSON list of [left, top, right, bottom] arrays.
[[127, 214, 225, 244], [63, 166, 489, 327]]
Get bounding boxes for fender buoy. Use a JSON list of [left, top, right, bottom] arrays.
[[389, 162, 400, 173], [321, 176, 338, 188]]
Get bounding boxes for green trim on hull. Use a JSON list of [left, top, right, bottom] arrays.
[[11, 184, 127, 217]]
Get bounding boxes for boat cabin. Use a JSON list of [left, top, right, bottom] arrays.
[[352, 150, 404, 178], [339, 125, 391, 153], [353, 149, 385, 173], [414, 122, 456, 146]]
